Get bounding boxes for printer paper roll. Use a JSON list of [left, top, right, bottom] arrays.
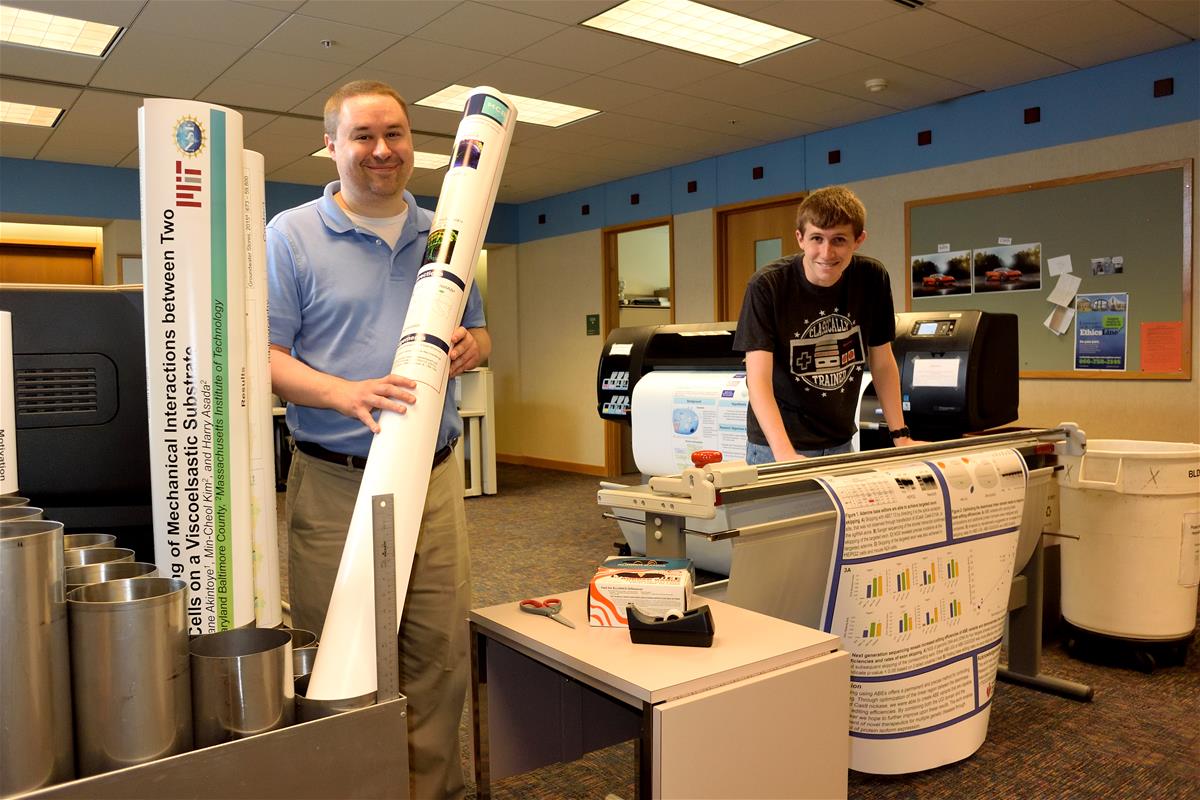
[[0, 311, 16, 495], [242, 149, 282, 628], [631, 371, 748, 476], [139, 99, 255, 633], [307, 87, 516, 700]]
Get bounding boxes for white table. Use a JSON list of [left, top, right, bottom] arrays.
[[469, 589, 849, 799]]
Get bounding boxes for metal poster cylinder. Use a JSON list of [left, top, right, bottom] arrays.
[[63, 546, 135, 569], [293, 643, 318, 679], [63, 532, 118, 551], [0, 505, 43, 522], [189, 627, 294, 747], [0, 495, 30, 508], [0, 519, 75, 794], [68, 577, 192, 776], [293, 673, 375, 723], [64, 561, 158, 593]]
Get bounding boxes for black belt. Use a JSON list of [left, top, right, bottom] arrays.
[[296, 439, 454, 471]]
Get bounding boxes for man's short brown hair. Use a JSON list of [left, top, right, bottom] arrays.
[[323, 80, 409, 138], [795, 186, 866, 237]]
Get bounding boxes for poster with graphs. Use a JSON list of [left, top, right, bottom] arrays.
[[817, 448, 1027, 774]]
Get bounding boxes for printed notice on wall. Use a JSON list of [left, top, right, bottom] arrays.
[[817, 448, 1027, 774]]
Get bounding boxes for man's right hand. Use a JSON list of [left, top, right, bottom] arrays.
[[333, 374, 418, 434]]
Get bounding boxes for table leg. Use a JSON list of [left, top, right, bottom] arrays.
[[470, 626, 491, 799]]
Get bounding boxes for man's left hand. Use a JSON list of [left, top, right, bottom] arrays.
[[448, 326, 481, 378]]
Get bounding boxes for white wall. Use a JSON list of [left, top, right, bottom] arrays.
[[491, 121, 1199, 473], [102, 219, 141, 284]]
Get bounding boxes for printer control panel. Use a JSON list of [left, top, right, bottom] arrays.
[[909, 319, 957, 337]]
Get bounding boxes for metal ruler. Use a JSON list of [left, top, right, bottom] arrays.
[[371, 494, 401, 702]]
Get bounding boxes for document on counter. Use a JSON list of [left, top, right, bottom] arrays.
[[817, 448, 1027, 774]]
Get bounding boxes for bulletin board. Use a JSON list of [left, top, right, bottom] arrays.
[[905, 160, 1192, 379]]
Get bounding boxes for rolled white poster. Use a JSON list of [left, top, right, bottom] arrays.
[[243, 149, 283, 628], [139, 99, 255, 633], [307, 87, 516, 699], [0, 311, 17, 495], [631, 370, 749, 476]]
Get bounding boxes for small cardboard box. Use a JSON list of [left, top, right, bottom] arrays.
[[588, 556, 694, 627]]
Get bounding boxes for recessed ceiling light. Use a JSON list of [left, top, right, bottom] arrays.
[[583, 0, 813, 65], [311, 147, 451, 170], [0, 4, 122, 57], [0, 100, 62, 127], [415, 85, 598, 128]]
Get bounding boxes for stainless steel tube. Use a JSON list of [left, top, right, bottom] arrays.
[[68, 577, 192, 776], [0, 505, 43, 522], [189, 628, 294, 747], [0, 494, 30, 508], [0, 519, 75, 794], [293, 643, 318, 679], [62, 532, 117, 551], [294, 673, 376, 722], [63, 546, 135, 569], [64, 561, 158, 593]]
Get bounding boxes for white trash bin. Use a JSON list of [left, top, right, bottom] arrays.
[[1058, 439, 1200, 642]]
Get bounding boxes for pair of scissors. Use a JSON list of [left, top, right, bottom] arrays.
[[519, 597, 575, 628]]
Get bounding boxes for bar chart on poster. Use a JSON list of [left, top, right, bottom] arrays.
[[905, 160, 1192, 379]]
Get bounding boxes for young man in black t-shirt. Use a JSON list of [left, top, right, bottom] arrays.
[[733, 186, 914, 464]]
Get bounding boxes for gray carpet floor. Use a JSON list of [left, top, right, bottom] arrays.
[[278, 462, 1200, 799]]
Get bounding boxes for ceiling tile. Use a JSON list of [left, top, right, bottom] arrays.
[[38, 89, 142, 166], [0, 43, 104, 85], [405, 104, 465, 137], [7, 0, 146, 26], [199, 75, 313, 112], [0, 77, 81, 108], [254, 14, 400, 65], [0, 123, 56, 159], [223, 50, 352, 92], [993, 0, 1174, 58], [130, 0, 288, 47], [764, 84, 899, 126], [1122, 0, 1200, 38], [239, 0, 305, 10], [296, 0, 455, 35], [475, 0, 614, 25], [730, 0, 908, 39], [244, 128, 325, 169], [409, 1, 565, 56], [510, 26, 653, 73], [289, 70, 450, 118], [254, 115, 324, 141], [826, 7, 979, 60], [543, 75, 660, 112], [742, 41, 882, 85], [240, 109, 280, 136], [600, 50, 732, 91], [90, 27, 246, 98], [264, 154, 337, 183], [461, 58, 586, 99], [1052, 25, 1189, 69], [675, 69, 799, 106], [815, 63, 977, 110], [499, 143, 557, 170], [364, 38, 500, 83], [903, 34, 1073, 91], [931, 0, 1090, 31]]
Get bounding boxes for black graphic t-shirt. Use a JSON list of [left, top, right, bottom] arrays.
[[733, 253, 896, 448]]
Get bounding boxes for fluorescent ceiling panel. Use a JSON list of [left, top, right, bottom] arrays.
[[583, 0, 812, 65], [0, 4, 121, 56], [0, 100, 62, 126], [311, 147, 451, 170], [415, 85, 599, 128]]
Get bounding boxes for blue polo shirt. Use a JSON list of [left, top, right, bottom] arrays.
[[267, 181, 486, 458]]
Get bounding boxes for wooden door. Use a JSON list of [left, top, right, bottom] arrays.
[[0, 244, 98, 284], [716, 196, 803, 322]]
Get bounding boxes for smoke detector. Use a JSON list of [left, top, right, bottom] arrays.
[[865, 78, 889, 93]]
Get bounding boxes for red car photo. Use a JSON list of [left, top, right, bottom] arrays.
[[985, 268, 1022, 281], [922, 274, 956, 287]]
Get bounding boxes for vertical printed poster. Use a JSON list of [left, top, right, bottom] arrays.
[[1074, 292, 1129, 371], [818, 448, 1027, 774]]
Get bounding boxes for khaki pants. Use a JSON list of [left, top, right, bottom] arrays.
[[286, 449, 470, 800]]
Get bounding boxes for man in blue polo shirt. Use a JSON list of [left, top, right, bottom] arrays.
[[267, 79, 488, 799]]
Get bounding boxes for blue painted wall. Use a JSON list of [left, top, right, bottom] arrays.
[[2, 42, 1195, 246]]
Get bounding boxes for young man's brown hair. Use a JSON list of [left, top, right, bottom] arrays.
[[322, 80, 409, 138], [795, 186, 867, 238]]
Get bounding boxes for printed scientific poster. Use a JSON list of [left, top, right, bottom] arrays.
[[972, 243, 1042, 293], [629, 371, 748, 476], [910, 250, 971, 298], [1074, 292, 1129, 371], [818, 448, 1027, 774], [453, 138, 483, 170]]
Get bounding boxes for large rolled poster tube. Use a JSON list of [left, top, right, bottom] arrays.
[[307, 87, 516, 700], [243, 149, 283, 628], [139, 99, 255, 633]]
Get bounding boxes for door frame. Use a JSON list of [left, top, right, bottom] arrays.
[[713, 192, 805, 321], [601, 216, 675, 477]]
